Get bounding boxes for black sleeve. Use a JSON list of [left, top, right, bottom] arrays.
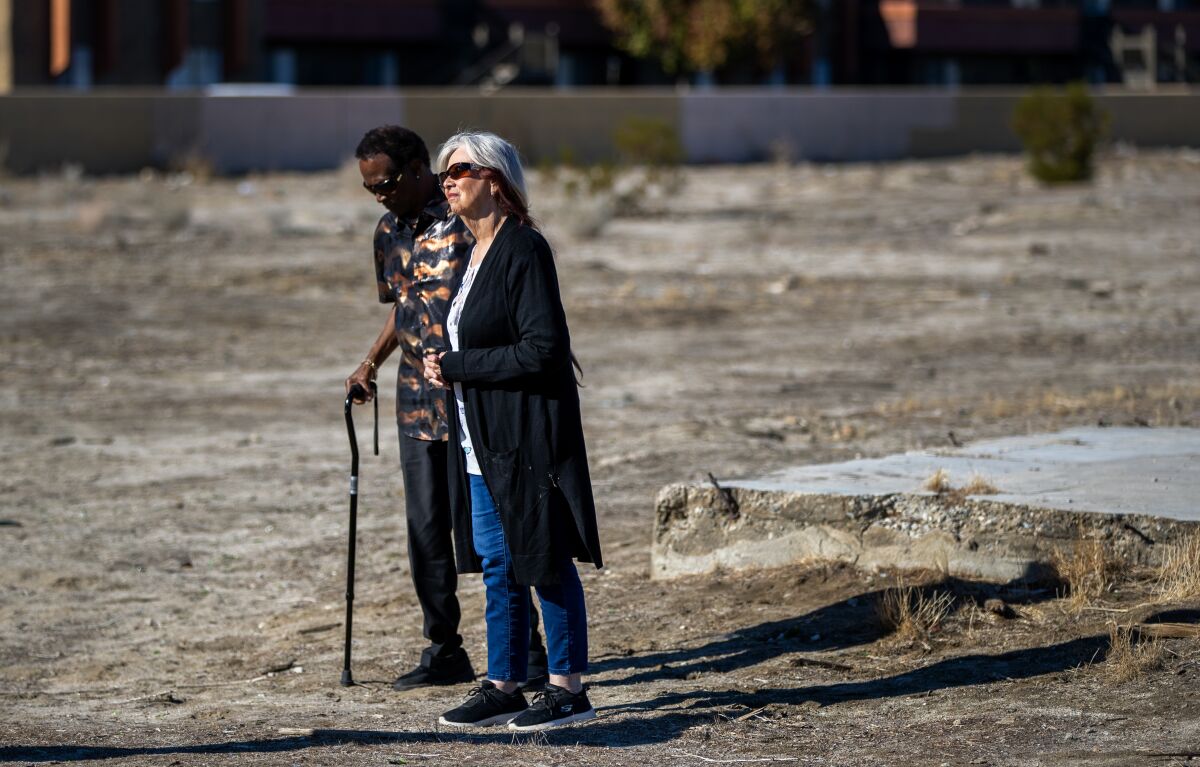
[[440, 234, 569, 384]]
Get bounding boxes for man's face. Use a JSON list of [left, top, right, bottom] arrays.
[[359, 154, 424, 218]]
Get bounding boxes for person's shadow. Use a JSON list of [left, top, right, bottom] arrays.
[[588, 568, 1061, 687], [0, 634, 1112, 761]]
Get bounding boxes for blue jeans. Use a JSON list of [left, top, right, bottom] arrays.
[[469, 473, 588, 681]]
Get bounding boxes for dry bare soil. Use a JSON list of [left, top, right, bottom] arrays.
[[2, 151, 1199, 766]]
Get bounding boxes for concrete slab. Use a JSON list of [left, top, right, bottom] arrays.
[[734, 427, 1200, 521], [652, 427, 1200, 582]]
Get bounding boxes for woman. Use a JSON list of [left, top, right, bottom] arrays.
[[422, 131, 603, 732]]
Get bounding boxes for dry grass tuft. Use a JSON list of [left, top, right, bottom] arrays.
[[1105, 624, 1165, 683], [961, 473, 999, 496], [921, 469, 1000, 501], [922, 468, 952, 494], [874, 383, 1199, 426], [1155, 531, 1200, 602], [1052, 538, 1123, 609], [876, 582, 955, 640]]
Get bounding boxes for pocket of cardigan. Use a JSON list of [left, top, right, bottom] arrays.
[[477, 446, 521, 514]]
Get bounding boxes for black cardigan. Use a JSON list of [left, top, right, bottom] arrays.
[[441, 217, 603, 587]]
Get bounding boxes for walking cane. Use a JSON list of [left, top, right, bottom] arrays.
[[342, 380, 378, 686]]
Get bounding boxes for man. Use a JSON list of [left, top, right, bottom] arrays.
[[346, 125, 546, 691]]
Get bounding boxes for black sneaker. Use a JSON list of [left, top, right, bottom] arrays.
[[508, 684, 596, 731], [520, 646, 549, 691], [392, 647, 475, 691], [438, 681, 528, 728]]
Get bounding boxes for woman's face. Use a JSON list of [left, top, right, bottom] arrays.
[[441, 147, 496, 219]]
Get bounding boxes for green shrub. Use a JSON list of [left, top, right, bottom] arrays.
[[613, 116, 684, 169], [1011, 83, 1109, 184]]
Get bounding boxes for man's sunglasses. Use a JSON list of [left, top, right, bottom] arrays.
[[362, 173, 403, 195], [438, 162, 487, 185]]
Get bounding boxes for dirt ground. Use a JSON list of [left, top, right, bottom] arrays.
[[2, 149, 1199, 766]]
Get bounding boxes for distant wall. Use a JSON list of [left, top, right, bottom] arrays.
[[0, 88, 1197, 174]]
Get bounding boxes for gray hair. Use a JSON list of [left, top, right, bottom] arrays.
[[435, 130, 529, 211]]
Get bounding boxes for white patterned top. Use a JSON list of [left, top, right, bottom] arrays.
[[446, 259, 482, 475]]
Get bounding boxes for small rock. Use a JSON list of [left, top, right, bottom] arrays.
[[983, 598, 1015, 619], [1088, 280, 1114, 298]]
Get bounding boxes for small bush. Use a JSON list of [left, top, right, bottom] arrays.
[[921, 469, 1000, 501], [613, 116, 684, 171], [1011, 82, 1109, 184], [922, 468, 952, 494], [1105, 624, 1164, 683], [961, 473, 999, 496], [876, 582, 954, 641], [1052, 537, 1123, 609], [1155, 531, 1200, 602]]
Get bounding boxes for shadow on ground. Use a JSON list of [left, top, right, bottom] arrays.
[[8, 589, 1188, 760], [590, 574, 1061, 686], [0, 634, 1110, 761]]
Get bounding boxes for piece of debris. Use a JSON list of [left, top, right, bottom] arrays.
[[707, 472, 740, 520], [262, 659, 297, 675], [788, 656, 853, 671], [1134, 622, 1200, 639]]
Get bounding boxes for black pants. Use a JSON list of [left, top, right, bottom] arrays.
[[399, 433, 462, 655], [399, 432, 543, 661]]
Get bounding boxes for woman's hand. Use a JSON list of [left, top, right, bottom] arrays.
[[423, 352, 447, 389]]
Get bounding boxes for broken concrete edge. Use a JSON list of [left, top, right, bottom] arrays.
[[651, 483, 1199, 583]]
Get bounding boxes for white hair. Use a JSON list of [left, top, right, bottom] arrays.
[[435, 130, 528, 211]]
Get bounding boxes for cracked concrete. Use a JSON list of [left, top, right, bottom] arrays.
[[652, 428, 1200, 581]]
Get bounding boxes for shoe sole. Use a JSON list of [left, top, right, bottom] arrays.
[[508, 708, 597, 732], [438, 711, 523, 728]]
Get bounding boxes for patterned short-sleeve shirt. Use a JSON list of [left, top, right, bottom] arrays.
[[373, 197, 472, 440]]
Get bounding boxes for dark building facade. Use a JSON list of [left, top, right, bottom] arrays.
[[843, 0, 1200, 86], [7, 0, 266, 88], [2, 0, 1197, 91]]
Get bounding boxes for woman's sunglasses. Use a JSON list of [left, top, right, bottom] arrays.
[[362, 173, 403, 195], [438, 162, 487, 185]]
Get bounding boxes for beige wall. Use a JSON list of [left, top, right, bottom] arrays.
[[1, 94, 152, 173], [0, 89, 1196, 175], [402, 90, 679, 165]]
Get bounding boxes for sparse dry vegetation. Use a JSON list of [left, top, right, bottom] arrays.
[[1155, 531, 1200, 602], [876, 581, 955, 640], [922, 468, 952, 494], [1105, 624, 1165, 683], [3, 151, 1199, 763], [1052, 538, 1124, 609], [921, 469, 1001, 501], [873, 383, 1198, 426], [961, 473, 999, 496]]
